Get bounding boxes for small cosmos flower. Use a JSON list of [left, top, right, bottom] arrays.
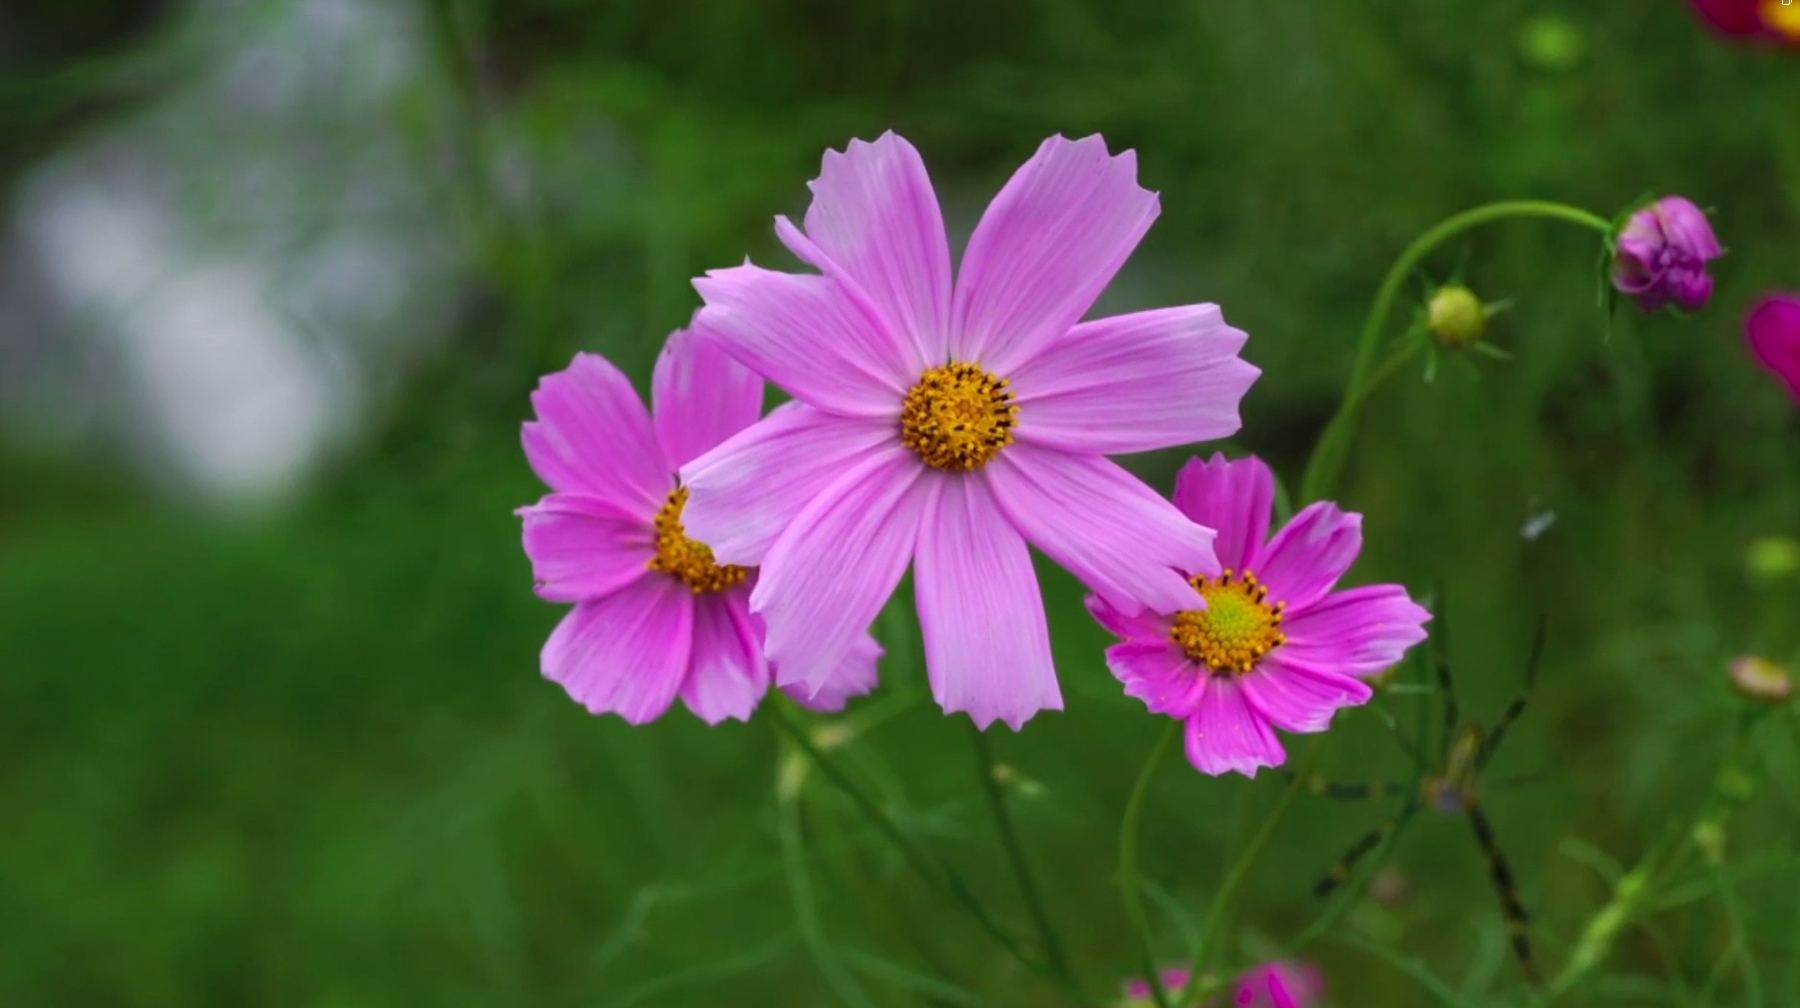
[[517, 326, 879, 725], [1118, 961, 1323, 1008], [679, 132, 1258, 730], [1746, 291, 1800, 404], [1686, 0, 1800, 44], [1611, 196, 1723, 313], [1089, 453, 1430, 777]]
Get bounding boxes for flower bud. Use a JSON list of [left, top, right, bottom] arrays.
[[1729, 655, 1794, 705], [1611, 197, 1723, 313], [1427, 285, 1488, 348], [1746, 293, 1800, 405], [1745, 535, 1800, 581]]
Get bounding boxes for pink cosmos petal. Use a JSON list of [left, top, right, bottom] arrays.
[[693, 263, 910, 417], [542, 575, 695, 724], [523, 353, 670, 513], [1124, 968, 1193, 1001], [1746, 293, 1800, 403], [1248, 501, 1362, 612], [1185, 675, 1285, 777], [1172, 452, 1275, 573], [1238, 654, 1372, 734], [679, 402, 899, 566], [753, 449, 927, 695], [988, 443, 1219, 615], [1106, 640, 1208, 719], [783, 131, 952, 365], [1084, 593, 1174, 641], [651, 323, 765, 470], [952, 135, 1160, 373], [517, 493, 655, 603], [1280, 585, 1432, 678], [788, 634, 883, 713], [679, 590, 770, 725], [1688, 0, 1770, 37], [1235, 961, 1324, 1008], [1009, 304, 1259, 454], [914, 474, 1062, 730]]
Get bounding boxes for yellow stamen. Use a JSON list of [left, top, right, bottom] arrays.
[[900, 362, 1019, 471], [647, 487, 748, 594], [1763, 0, 1800, 38], [1169, 568, 1288, 674]]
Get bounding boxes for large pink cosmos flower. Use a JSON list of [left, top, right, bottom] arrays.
[[679, 132, 1259, 730], [1687, 0, 1800, 44], [1747, 292, 1800, 403], [517, 327, 879, 724], [1088, 454, 1430, 776]]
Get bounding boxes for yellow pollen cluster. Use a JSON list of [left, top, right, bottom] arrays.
[[1170, 568, 1288, 674], [1764, 0, 1800, 39], [900, 362, 1020, 471], [647, 487, 749, 594]]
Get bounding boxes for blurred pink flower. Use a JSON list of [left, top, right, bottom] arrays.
[[1612, 197, 1723, 313], [517, 327, 878, 724], [1747, 292, 1800, 403], [1119, 960, 1323, 1008], [1089, 453, 1430, 777], [1686, 0, 1800, 44], [680, 132, 1258, 730]]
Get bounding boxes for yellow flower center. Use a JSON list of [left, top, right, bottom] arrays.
[[1170, 569, 1287, 674], [647, 487, 749, 594], [1763, 0, 1800, 38], [900, 362, 1019, 471]]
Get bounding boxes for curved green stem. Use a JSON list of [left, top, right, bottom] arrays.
[[1119, 722, 1181, 1008], [1298, 200, 1612, 505], [1176, 735, 1331, 1006], [971, 723, 1077, 992]]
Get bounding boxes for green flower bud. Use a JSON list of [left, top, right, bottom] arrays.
[[1729, 655, 1794, 706], [1427, 285, 1488, 349], [1745, 535, 1800, 582]]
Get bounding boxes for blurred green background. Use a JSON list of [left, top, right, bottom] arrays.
[[4, 1, 1800, 1005]]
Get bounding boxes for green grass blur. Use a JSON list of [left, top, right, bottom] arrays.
[[4, 1, 1800, 1005]]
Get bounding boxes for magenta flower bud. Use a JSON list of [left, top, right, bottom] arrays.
[[1746, 292, 1800, 404], [1611, 197, 1723, 313]]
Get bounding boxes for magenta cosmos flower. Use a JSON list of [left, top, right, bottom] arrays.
[[1119, 961, 1323, 1008], [1611, 196, 1723, 313], [678, 132, 1258, 730], [517, 327, 878, 724], [1747, 292, 1800, 403], [1088, 453, 1430, 776], [1687, 0, 1800, 43]]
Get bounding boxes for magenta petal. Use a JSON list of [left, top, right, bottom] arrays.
[[679, 590, 770, 725], [1172, 453, 1275, 573], [652, 322, 765, 470], [694, 263, 910, 417], [1249, 501, 1362, 611], [1184, 675, 1285, 777], [988, 444, 1218, 615], [914, 474, 1062, 729], [1280, 585, 1431, 677], [1010, 304, 1259, 454], [1747, 293, 1800, 403], [523, 353, 670, 513], [541, 576, 694, 724], [754, 450, 927, 695], [1239, 655, 1372, 733], [1084, 593, 1174, 642], [1106, 640, 1207, 719], [953, 135, 1160, 373], [517, 493, 655, 603], [1689, 0, 1769, 35], [680, 403, 899, 566], [786, 132, 952, 365], [788, 634, 883, 713]]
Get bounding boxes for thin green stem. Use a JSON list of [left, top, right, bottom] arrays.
[[1298, 200, 1612, 504], [776, 748, 879, 1008], [1118, 721, 1180, 1008], [1177, 735, 1331, 1006], [766, 701, 1093, 1005], [970, 723, 1077, 991], [1706, 854, 1764, 1008]]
